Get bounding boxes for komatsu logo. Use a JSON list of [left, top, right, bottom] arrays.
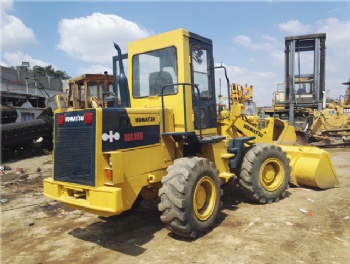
[[135, 116, 155, 123], [65, 116, 84, 122], [102, 131, 120, 142], [243, 124, 263, 138]]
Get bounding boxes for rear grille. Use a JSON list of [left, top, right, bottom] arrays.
[[53, 112, 96, 186]]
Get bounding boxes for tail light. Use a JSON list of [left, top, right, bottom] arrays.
[[57, 114, 64, 125], [104, 169, 113, 183], [84, 112, 93, 125], [104, 155, 113, 185]]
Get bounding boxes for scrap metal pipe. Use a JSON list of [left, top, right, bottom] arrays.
[[1, 108, 53, 148]]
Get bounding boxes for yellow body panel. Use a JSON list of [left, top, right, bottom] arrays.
[[45, 106, 175, 216], [128, 29, 194, 133], [44, 143, 170, 216], [44, 177, 123, 217], [201, 141, 235, 184]]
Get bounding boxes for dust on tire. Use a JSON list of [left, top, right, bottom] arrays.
[[158, 157, 222, 238], [238, 143, 291, 204]]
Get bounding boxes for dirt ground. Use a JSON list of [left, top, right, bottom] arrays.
[[1, 148, 349, 264]]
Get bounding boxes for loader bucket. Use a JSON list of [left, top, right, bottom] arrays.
[[279, 145, 340, 189]]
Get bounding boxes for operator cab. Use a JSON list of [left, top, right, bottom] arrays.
[[67, 73, 114, 109], [113, 28, 221, 140]]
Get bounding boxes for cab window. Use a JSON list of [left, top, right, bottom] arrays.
[[191, 45, 212, 98], [132, 47, 178, 97]]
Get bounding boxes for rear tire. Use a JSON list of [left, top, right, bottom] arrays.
[[238, 144, 291, 204], [158, 157, 222, 238]]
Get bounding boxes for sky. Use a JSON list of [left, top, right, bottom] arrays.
[[1, 0, 350, 106]]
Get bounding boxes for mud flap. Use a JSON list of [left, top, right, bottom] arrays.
[[279, 145, 340, 189]]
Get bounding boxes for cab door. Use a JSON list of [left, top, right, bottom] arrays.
[[189, 35, 217, 131]]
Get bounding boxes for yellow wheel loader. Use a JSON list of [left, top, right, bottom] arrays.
[[301, 81, 350, 146], [44, 28, 339, 239]]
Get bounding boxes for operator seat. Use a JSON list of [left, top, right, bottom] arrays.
[[149, 71, 175, 96]]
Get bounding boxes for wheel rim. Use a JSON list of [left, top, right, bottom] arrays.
[[259, 158, 284, 191], [193, 176, 216, 221]]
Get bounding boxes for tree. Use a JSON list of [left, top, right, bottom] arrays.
[[13, 64, 71, 80], [32, 65, 71, 80]]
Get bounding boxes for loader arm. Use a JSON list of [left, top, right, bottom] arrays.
[[220, 100, 339, 189]]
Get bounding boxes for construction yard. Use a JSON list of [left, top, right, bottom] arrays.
[[1, 147, 349, 264]]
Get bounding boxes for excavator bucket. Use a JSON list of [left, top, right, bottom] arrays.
[[279, 145, 340, 189]]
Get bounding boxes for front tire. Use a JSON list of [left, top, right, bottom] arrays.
[[158, 157, 222, 238], [238, 144, 291, 204]]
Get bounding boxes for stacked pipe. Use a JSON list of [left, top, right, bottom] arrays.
[[1, 108, 53, 148]]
